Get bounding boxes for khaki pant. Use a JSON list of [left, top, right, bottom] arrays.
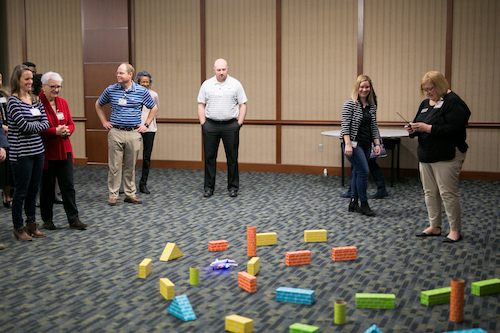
[[419, 148, 466, 232], [107, 128, 141, 199]]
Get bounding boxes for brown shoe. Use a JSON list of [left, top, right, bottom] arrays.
[[69, 220, 87, 230], [43, 220, 56, 230], [13, 227, 33, 241], [0, 244, 4, 250], [124, 197, 142, 204], [25, 221, 47, 238], [108, 198, 117, 206]]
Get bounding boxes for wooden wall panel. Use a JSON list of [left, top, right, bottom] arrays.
[[239, 126, 276, 164], [462, 129, 500, 172], [281, 0, 357, 121], [4, 0, 22, 82], [149, 124, 201, 161], [69, 122, 86, 159], [364, 0, 447, 123], [452, 0, 500, 123], [135, 0, 201, 119], [25, 0, 84, 117], [205, 0, 276, 120], [282, 126, 340, 166]]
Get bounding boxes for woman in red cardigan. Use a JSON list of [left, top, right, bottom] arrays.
[[39, 72, 87, 230]]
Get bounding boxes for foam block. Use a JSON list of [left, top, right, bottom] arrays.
[[159, 243, 183, 261], [238, 271, 257, 293], [356, 293, 395, 309], [247, 257, 260, 276], [289, 323, 319, 332], [225, 314, 253, 333], [166, 295, 196, 321], [332, 246, 357, 261], [364, 324, 383, 333], [208, 239, 228, 252], [159, 278, 175, 300], [276, 287, 315, 305], [256, 232, 277, 246], [443, 329, 487, 333], [304, 229, 327, 243], [286, 250, 311, 266], [138, 258, 152, 279], [471, 278, 500, 296], [247, 226, 257, 257], [421, 287, 451, 306]]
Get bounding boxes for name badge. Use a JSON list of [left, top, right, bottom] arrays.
[[56, 112, 65, 121], [0, 97, 6, 103], [118, 98, 127, 106], [434, 100, 444, 109], [30, 107, 41, 116], [421, 108, 428, 113]]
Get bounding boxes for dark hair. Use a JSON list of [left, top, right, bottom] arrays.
[[22, 61, 36, 68], [10, 64, 36, 102], [135, 71, 153, 88], [33, 74, 43, 95]]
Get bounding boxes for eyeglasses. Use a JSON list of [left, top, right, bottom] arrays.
[[48, 85, 62, 90], [423, 86, 435, 93]]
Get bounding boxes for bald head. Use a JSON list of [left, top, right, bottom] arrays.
[[213, 58, 228, 82]]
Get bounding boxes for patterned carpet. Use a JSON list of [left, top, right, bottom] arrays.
[[0, 166, 498, 333]]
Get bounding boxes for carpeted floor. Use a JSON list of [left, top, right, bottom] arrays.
[[0, 165, 498, 333]]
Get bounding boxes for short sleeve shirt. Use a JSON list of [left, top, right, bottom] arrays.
[[197, 75, 247, 121], [98, 82, 156, 127]]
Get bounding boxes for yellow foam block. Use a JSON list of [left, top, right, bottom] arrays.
[[225, 314, 253, 333], [159, 243, 183, 261], [304, 229, 327, 243], [138, 258, 152, 279], [256, 232, 277, 246], [247, 257, 260, 276], [159, 278, 175, 300]]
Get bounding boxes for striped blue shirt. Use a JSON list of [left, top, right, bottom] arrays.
[[98, 82, 156, 127], [7, 96, 49, 161]]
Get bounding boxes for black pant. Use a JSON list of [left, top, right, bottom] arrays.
[[202, 119, 240, 191], [40, 153, 79, 223], [140, 132, 156, 186]]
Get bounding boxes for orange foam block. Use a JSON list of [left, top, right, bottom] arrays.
[[208, 240, 228, 252], [450, 278, 465, 322], [332, 246, 357, 262], [286, 250, 311, 266], [238, 271, 257, 293], [247, 226, 257, 257]]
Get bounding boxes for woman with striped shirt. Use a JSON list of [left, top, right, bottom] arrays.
[[340, 75, 381, 216], [7, 64, 49, 241]]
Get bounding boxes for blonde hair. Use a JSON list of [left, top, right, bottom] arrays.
[[420, 71, 449, 97], [351, 74, 377, 106]]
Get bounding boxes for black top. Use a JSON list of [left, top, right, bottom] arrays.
[[356, 104, 372, 149], [411, 91, 470, 163]]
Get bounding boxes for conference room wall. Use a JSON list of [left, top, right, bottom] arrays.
[[4, 0, 499, 175]]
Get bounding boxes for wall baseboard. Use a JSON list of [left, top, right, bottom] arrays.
[[75, 158, 499, 181]]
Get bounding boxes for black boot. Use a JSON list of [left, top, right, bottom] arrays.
[[360, 201, 376, 216], [348, 198, 361, 212], [139, 184, 150, 194]]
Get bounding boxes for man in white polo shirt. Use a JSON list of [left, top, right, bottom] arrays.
[[197, 59, 247, 198]]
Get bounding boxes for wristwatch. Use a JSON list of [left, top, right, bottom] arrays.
[[144, 123, 149, 128]]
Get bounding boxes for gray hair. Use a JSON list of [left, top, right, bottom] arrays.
[[135, 71, 153, 88], [41, 71, 63, 85]]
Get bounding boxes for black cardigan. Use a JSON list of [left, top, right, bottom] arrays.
[[411, 91, 470, 163]]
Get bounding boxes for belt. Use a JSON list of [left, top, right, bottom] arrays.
[[206, 118, 236, 124], [114, 126, 138, 131]]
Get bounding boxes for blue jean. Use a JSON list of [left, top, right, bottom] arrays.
[[10, 153, 44, 228], [343, 144, 371, 201]]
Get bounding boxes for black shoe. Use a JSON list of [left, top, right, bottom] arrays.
[[348, 198, 360, 212], [139, 185, 150, 194], [69, 220, 87, 230], [360, 201, 376, 216], [443, 235, 463, 243], [415, 227, 441, 237], [229, 190, 238, 197], [371, 188, 389, 199], [203, 190, 214, 198], [43, 220, 56, 230]]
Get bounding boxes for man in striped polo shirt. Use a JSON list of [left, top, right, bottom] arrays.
[[197, 58, 247, 198], [95, 63, 157, 206]]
